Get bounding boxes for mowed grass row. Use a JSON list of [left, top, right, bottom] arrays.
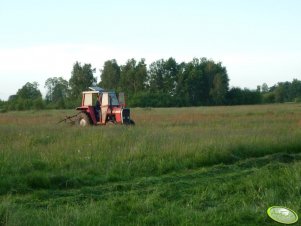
[[1, 155, 301, 226], [0, 103, 301, 225]]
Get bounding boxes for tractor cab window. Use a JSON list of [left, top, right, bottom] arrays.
[[109, 92, 119, 106]]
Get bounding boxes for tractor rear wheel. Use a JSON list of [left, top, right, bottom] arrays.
[[77, 113, 91, 127]]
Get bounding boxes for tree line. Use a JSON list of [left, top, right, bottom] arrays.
[[1, 58, 301, 111]]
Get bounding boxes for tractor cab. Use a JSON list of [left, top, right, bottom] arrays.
[[75, 87, 134, 126]]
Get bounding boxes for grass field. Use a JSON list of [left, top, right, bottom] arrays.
[[1, 103, 301, 225]]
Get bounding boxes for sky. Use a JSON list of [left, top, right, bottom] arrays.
[[0, 0, 300, 100]]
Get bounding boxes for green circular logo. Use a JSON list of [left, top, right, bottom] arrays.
[[267, 206, 298, 224]]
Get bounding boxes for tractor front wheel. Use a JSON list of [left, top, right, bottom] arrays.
[[77, 113, 91, 127]]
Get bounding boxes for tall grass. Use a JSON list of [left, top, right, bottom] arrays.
[[0, 104, 301, 225]]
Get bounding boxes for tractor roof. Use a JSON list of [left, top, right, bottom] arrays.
[[82, 91, 100, 94], [82, 87, 105, 95], [89, 86, 104, 92], [84, 86, 117, 94]]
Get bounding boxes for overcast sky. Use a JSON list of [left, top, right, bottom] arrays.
[[0, 0, 300, 100]]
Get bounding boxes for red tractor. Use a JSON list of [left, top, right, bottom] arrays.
[[74, 87, 135, 126]]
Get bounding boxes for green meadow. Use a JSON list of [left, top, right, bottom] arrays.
[[1, 103, 301, 225]]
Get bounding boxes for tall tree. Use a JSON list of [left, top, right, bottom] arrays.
[[148, 59, 165, 92], [164, 58, 179, 96], [69, 62, 96, 98], [120, 59, 147, 95], [99, 59, 120, 90], [148, 57, 179, 95], [210, 73, 228, 105], [16, 82, 42, 99], [174, 58, 229, 106], [174, 59, 204, 106], [44, 77, 69, 103], [261, 83, 269, 93], [185, 59, 205, 105], [12, 82, 44, 110], [290, 79, 301, 100], [202, 59, 229, 104], [274, 83, 286, 103]]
